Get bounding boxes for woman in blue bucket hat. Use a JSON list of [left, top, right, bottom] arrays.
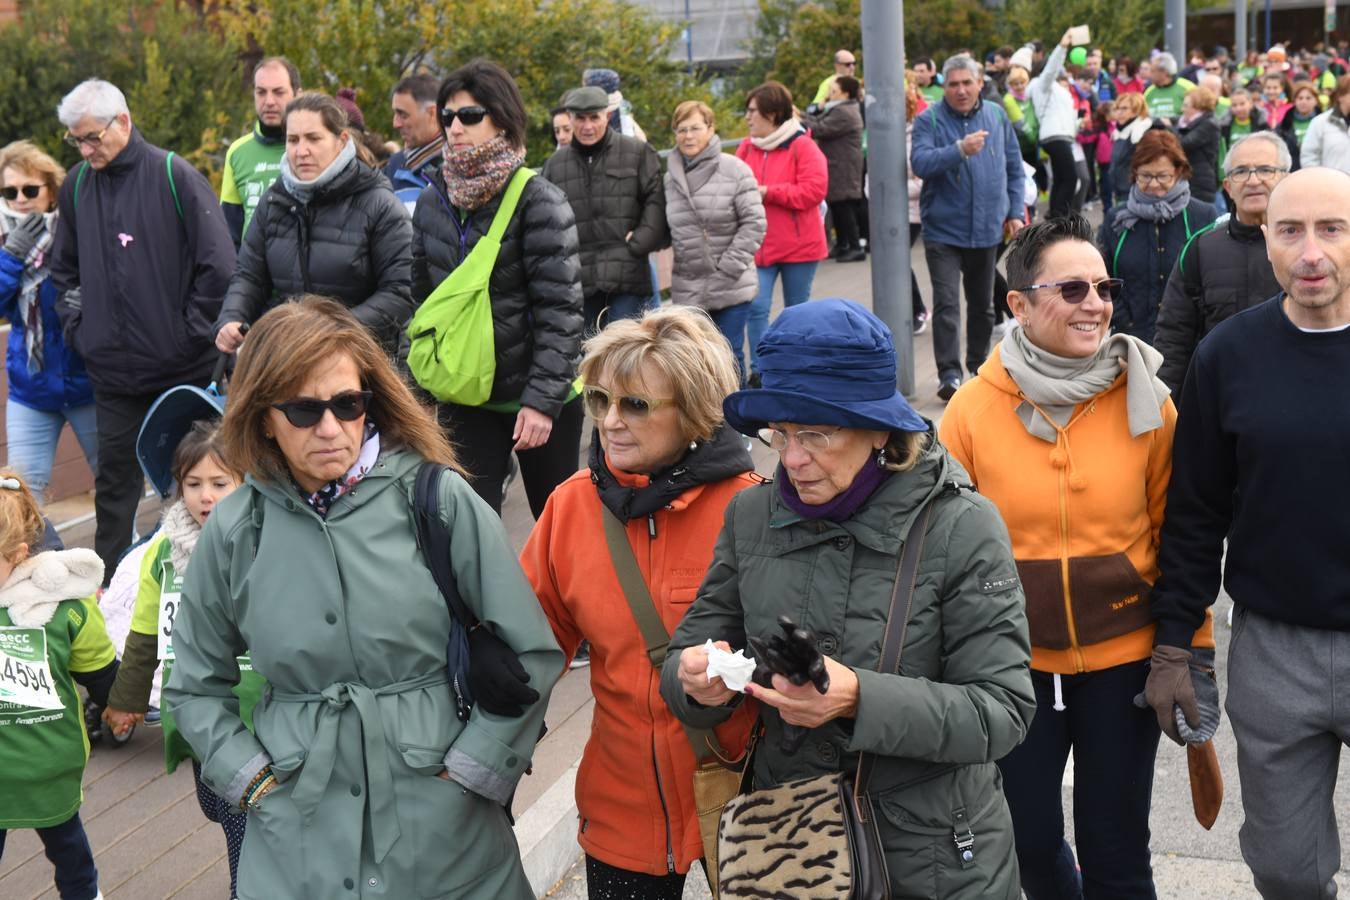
[[661, 298, 1034, 898]]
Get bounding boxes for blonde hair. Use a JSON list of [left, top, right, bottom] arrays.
[[1114, 92, 1148, 120], [881, 431, 929, 473], [1187, 86, 1218, 113], [578, 306, 739, 443], [221, 296, 460, 482], [0, 140, 65, 208], [672, 100, 715, 132], [0, 469, 45, 560]]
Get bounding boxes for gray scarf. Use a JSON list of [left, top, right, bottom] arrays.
[[680, 138, 722, 195], [1113, 180, 1191, 231], [751, 117, 804, 151], [999, 323, 1169, 442], [0, 204, 56, 375], [280, 137, 357, 204]]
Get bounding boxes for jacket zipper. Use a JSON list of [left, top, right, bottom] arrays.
[[1057, 449, 1085, 672], [651, 738, 676, 873]]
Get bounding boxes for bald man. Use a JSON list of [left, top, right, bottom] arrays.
[[1148, 167, 1350, 898]]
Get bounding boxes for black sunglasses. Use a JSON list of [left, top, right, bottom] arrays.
[[272, 390, 372, 428], [438, 105, 488, 128], [1, 185, 42, 201], [1016, 277, 1124, 304]]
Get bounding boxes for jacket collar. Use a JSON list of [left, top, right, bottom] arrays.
[[104, 127, 148, 177], [589, 423, 753, 522], [941, 97, 983, 120], [246, 444, 421, 521], [1227, 214, 1265, 241]]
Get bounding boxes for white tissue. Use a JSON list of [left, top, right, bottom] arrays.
[[704, 639, 757, 693]]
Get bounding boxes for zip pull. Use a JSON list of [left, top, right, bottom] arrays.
[[648, 513, 657, 538]]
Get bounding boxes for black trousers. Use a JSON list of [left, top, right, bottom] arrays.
[[91, 388, 164, 583], [585, 853, 706, 900], [438, 396, 584, 519], [828, 198, 866, 251], [909, 223, 928, 319], [997, 661, 1160, 900], [0, 812, 99, 900], [1042, 139, 1078, 220]]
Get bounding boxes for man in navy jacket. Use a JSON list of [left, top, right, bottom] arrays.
[[49, 78, 235, 580], [912, 54, 1025, 401]]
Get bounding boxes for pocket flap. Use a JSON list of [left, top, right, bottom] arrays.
[[398, 743, 448, 775]]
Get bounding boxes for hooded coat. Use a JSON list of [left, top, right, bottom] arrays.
[[1177, 111, 1223, 202], [805, 99, 866, 202], [660, 434, 1035, 898], [164, 447, 562, 900]]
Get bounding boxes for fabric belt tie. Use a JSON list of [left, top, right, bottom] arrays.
[[268, 670, 449, 863]]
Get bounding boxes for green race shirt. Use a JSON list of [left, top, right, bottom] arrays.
[[0, 596, 116, 828], [919, 84, 944, 105], [220, 125, 285, 242], [1144, 79, 1195, 120], [1229, 118, 1254, 137]]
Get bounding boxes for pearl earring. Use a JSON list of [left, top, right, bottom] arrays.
[[876, 447, 888, 468], [689, 440, 698, 451]]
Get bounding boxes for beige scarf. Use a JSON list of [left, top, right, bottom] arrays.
[[751, 117, 803, 151]]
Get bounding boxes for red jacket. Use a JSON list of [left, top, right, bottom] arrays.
[[735, 130, 829, 266], [521, 463, 759, 876]]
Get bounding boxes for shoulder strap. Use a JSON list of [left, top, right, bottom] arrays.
[[1177, 219, 1220, 277], [485, 167, 534, 243], [165, 151, 184, 221], [1182, 206, 1192, 240], [854, 497, 936, 795], [413, 462, 478, 629], [72, 162, 89, 211], [1112, 226, 1130, 276], [600, 505, 726, 760]]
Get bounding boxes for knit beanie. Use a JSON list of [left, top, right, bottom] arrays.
[[335, 87, 367, 132]]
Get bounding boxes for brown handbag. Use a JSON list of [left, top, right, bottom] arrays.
[[715, 499, 935, 900]]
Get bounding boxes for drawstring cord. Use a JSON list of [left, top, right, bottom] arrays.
[[1053, 672, 1067, 711]]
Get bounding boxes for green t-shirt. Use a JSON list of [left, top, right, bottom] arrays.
[[919, 84, 944, 105], [1229, 118, 1255, 137], [220, 125, 285, 242], [1292, 114, 1314, 145], [0, 595, 116, 828], [1144, 79, 1195, 120]]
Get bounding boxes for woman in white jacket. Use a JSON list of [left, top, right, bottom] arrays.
[[1300, 76, 1350, 174], [1021, 29, 1080, 218]]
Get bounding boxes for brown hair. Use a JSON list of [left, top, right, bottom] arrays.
[[1131, 129, 1192, 180], [1333, 75, 1350, 109], [171, 420, 239, 498], [1289, 80, 1319, 104], [221, 296, 459, 482], [284, 92, 377, 167], [577, 306, 739, 444], [746, 81, 794, 126], [0, 469, 45, 559], [0, 140, 64, 209], [672, 100, 715, 133]]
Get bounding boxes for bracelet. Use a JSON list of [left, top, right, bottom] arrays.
[[240, 766, 276, 810], [246, 774, 278, 810]]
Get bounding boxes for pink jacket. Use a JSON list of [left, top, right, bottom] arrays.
[[735, 130, 829, 266]]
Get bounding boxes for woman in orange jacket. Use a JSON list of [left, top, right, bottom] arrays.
[[938, 215, 1214, 900], [520, 306, 757, 898]]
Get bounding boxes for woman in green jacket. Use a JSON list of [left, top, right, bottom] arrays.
[[164, 296, 563, 900], [660, 299, 1035, 898]]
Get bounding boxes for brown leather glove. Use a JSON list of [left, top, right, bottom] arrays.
[[1144, 645, 1200, 745]]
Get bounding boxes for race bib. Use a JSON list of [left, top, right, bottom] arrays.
[[157, 589, 181, 661], [0, 626, 62, 710]]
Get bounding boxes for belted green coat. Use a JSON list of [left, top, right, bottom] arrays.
[[164, 446, 562, 900]]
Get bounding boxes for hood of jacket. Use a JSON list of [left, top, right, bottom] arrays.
[[0, 548, 103, 627], [588, 422, 754, 522]]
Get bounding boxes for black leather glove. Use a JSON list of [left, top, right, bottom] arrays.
[[1142, 644, 1199, 745], [749, 616, 829, 756], [466, 626, 538, 718], [3, 213, 44, 259]]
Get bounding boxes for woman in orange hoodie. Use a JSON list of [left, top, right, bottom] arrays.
[[521, 306, 757, 898], [938, 215, 1215, 900]]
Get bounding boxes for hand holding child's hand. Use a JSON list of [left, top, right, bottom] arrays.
[[102, 707, 143, 737]]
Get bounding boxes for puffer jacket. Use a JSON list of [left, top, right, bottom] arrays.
[[522, 425, 759, 877], [664, 146, 766, 310], [661, 433, 1034, 899], [1098, 196, 1219, 342], [411, 166, 582, 417], [1300, 108, 1350, 172], [805, 100, 865, 202], [735, 129, 829, 265], [540, 131, 669, 298], [940, 345, 1214, 674], [216, 159, 413, 351], [1155, 214, 1283, 397], [1177, 112, 1222, 201]]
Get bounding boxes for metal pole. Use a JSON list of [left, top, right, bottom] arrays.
[[860, 0, 914, 397], [684, 0, 693, 72], [1165, 0, 1188, 60], [1235, 0, 1248, 58], [1265, 0, 1272, 49]]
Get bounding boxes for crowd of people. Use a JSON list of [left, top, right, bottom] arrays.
[[0, 27, 1349, 900]]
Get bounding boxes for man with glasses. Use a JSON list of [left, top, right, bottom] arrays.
[[220, 56, 299, 249], [540, 86, 667, 333], [812, 49, 858, 105], [1155, 131, 1289, 397], [48, 79, 235, 581]]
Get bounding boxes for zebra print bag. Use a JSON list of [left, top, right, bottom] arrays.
[[715, 499, 934, 900]]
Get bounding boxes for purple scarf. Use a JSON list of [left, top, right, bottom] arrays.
[[777, 459, 891, 521]]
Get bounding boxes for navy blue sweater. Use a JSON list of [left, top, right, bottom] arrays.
[[1152, 296, 1350, 647]]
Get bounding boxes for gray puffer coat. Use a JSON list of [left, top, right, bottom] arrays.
[[805, 100, 865, 202], [663, 145, 766, 310], [216, 159, 412, 351]]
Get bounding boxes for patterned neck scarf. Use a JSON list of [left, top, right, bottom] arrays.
[[0, 203, 56, 375], [442, 134, 525, 211], [296, 423, 380, 518]]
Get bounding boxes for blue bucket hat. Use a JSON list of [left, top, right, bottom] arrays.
[[723, 299, 927, 436]]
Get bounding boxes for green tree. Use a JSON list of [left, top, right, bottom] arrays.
[[998, 0, 1163, 60]]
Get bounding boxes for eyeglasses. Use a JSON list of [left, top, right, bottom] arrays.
[[63, 123, 114, 149], [744, 105, 761, 117], [582, 386, 674, 421], [1136, 171, 1178, 186], [1, 185, 42, 201], [757, 427, 840, 454], [674, 124, 707, 136], [1016, 278, 1124, 304], [1227, 165, 1289, 183], [272, 390, 372, 428], [438, 105, 488, 128]]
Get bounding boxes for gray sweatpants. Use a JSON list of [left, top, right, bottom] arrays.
[[1227, 604, 1348, 898]]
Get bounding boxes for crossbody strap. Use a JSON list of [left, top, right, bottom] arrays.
[[600, 505, 727, 761], [412, 462, 478, 629], [485, 167, 535, 243]]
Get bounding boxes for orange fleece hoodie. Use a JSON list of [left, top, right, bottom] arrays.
[[938, 346, 1213, 674]]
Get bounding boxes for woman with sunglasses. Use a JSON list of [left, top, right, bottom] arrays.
[[411, 59, 583, 520], [940, 215, 1211, 899], [0, 140, 97, 499], [215, 91, 413, 356], [1097, 129, 1217, 343], [165, 296, 562, 900], [520, 305, 757, 898]]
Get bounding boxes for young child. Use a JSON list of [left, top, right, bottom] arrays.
[[102, 421, 261, 899], [0, 470, 115, 900]]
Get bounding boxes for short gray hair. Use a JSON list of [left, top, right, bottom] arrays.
[[941, 54, 983, 82], [57, 79, 129, 128], [1154, 52, 1178, 77], [1224, 130, 1292, 174]]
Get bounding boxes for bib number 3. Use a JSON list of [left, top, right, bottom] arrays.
[[158, 590, 181, 661]]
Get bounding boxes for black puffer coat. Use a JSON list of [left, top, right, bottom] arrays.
[[217, 158, 413, 350], [411, 166, 582, 417], [1176, 112, 1222, 202], [540, 131, 668, 298]]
